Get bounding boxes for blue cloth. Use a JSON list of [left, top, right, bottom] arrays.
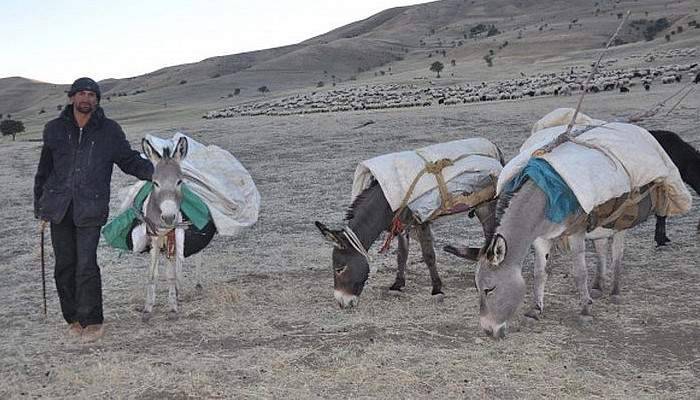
[[504, 158, 581, 223]]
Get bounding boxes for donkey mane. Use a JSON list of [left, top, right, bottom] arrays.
[[495, 178, 528, 227], [345, 180, 381, 221], [162, 146, 172, 159]]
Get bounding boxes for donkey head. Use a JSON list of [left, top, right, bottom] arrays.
[[142, 137, 188, 227], [475, 233, 526, 339], [315, 221, 370, 309]]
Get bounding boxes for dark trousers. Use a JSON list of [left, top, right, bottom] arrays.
[[50, 204, 103, 327]]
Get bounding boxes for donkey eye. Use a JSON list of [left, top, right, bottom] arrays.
[[334, 265, 347, 274], [153, 181, 160, 188], [484, 286, 496, 296], [177, 180, 183, 186]]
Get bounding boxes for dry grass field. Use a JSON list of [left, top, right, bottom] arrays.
[[1, 83, 698, 399], [1, 0, 699, 398]]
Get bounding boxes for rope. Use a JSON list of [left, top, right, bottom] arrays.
[[342, 226, 370, 262], [626, 81, 697, 123], [595, 183, 658, 228], [533, 11, 630, 157]]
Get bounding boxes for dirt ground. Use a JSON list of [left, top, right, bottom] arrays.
[[1, 83, 698, 399]]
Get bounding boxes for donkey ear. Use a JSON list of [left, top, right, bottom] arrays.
[[142, 138, 161, 162], [314, 221, 347, 249], [173, 137, 188, 161], [486, 234, 507, 266]]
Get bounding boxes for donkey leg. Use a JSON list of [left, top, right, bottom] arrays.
[[192, 252, 204, 292], [590, 237, 609, 299], [525, 238, 551, 320], [416, 223, 443, 299], [654, 215, 670, 246], [390, 230, 409, 291], [165, 258, 179, 320], [610, 231, 626, 303], [569, 233, 593, 317], [143, 238, 160, 322], [175, 227, 184, 301], [166, 228, 185, 320]]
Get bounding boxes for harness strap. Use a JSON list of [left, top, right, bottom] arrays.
[[380, 151, 497, 252], [594, 182, 658, 229], [342, 226, 370, 262]]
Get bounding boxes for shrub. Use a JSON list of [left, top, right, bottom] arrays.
[[179, 80, 187, 85], [234, 88, 241, 95], [0, 119, 25, 141], [487, 25, 500, 37], [430, 61, 444, 78], [317, 81, 325, 87], [258, 86, 269, 93]]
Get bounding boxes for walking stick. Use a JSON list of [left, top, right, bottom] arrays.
[[40, 220, 47, 317]]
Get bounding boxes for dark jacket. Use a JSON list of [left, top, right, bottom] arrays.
[[34, 105, 153, 227]]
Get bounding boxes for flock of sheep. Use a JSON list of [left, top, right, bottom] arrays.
[[204, 49, 697, 119]]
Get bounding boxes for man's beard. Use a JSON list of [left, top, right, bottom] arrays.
[[75, 102, 94, 114]]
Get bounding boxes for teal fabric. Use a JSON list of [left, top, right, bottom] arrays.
[[102, 182, 211, 250], [503, 158, 581, 223]]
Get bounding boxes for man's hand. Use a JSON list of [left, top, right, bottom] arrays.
[[40, 219, 48, 232]]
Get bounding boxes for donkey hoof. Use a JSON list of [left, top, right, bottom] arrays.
[[610, 294, 623, 305], [167, 311, 179, 321], [590, 288, 603, 299], [195, 283, 203, 292], [387, 288, 404, 297], [133, 304, 144, 312], [577, 314, 594, 325], [524, 308, 542, 321], [432, 292, 445, 304], [142, 311, 152, 323]]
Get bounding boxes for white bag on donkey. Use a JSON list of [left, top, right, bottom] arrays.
[[352, 138, 503, 222], [119, 132, 260, 240], [498, 108, 692, 218]]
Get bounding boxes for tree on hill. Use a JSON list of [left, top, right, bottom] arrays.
[[430, 61, 444, 78], [1, 119, 25, 141]]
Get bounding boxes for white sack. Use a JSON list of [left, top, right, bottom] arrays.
[[352, 138, 503, 221], [120, 133, 260, 236], [498, 109, 691, 216]]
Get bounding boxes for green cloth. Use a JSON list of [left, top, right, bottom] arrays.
[[102, 182, 211, 250]]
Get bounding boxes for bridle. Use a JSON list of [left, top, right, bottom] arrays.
[[341, 226, 378, 279]]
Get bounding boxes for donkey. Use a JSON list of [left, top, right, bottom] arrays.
[[475, 178, 654, 339], [648, 130, 700, 246], [315, 178, 498, 309], [139, 136, 210, 322]]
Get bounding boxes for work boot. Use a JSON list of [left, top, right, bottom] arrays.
[[80, 324, 104, 343], [66, 322, 82, 338]]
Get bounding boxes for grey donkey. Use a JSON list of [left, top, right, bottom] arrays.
[[316, 179, 498, 309], [140, 136, 189, 322], [474, 179, 653, 339]]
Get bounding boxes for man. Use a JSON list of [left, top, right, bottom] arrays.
[[34, 77, 153, 342]]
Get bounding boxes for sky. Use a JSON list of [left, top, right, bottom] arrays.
[[0, 0, 423, 84]]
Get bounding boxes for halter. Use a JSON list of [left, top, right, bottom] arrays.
[[342, 226, 370, 262], [342, 226, 378, 282]]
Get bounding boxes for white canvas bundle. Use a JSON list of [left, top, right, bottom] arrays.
[[498, 109, 691, 216], [352, 138, 503, 221], [118, 132, 260, 237]]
